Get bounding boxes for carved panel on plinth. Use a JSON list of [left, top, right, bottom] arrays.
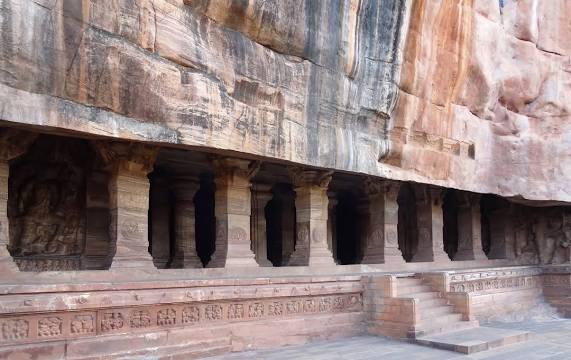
[[0, 293, 362, 346]]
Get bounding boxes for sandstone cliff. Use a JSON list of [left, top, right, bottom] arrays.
[[0, 0, 569, 203]]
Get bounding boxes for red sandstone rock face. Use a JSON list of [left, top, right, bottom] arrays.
[[0, 0, 569, 202], [390, 0, 571, 202]]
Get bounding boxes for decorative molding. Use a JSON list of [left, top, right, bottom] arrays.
[[0, 293, 362, 345], [449, 276, 541, 293]]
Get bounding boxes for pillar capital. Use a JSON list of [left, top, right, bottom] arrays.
[[457, 192, 481, 208], [288, 168, 333, 189], [170, 176, 201, 201], [93, 141, 158, 176], [364, 178, 400, 200], [213, 157, 260, 188]]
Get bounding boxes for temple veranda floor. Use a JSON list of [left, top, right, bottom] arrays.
[[207, 319, 571, 360]]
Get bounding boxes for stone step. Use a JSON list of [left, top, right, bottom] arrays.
[[414, 326, 531, 354], [397, 284, 433, 295], [419, 313, 463, 325], [420, 305, 455, 319], [418, 297, 449, 308], [401, 291, 441, 300], [396, 277, 422, 286], [413, 319, 479, 338]]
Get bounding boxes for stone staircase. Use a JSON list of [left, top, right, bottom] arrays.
[[396, 276, 479, 338], [396, 276, 531, 354]]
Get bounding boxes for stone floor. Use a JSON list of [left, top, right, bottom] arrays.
[[206, 319, 571, 359]]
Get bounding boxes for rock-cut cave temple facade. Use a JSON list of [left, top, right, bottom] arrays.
[[0, 0, 570, 358]]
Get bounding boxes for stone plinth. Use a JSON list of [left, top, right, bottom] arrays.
[[171, 177, 202, 268], [412, 186, 450, 263], [362, 179, 405, 265], [209, 158, 258, 268], [454, 194, 487, 261], [288, 169, 335, 267], [251, 183, 273, 267]]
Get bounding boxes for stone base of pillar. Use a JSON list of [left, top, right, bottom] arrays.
[[287, 248, 308, 266], [170, 254, 203, 269], [362, 248, 405, 265], [0, 249, 18, 272], [309, 247, 336, 267], [454, 249, 488, 261], [110, 255, 155, 269], [257, 258, 273, 267]]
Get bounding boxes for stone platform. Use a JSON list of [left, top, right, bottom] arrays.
[[207, 319, 571, 360], [415, 326, 531, 354]]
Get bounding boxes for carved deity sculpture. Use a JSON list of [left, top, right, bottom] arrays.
[[8, 137, 88, 262]]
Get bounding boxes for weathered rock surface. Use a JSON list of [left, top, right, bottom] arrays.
[[0, 0, 570, 203]]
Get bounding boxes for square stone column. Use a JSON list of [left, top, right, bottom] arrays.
[[362, 179, 405, 265], [251, 183, 273, 267], [170, 177, 202, 268], [96, 143, 158, 270], [0, 130, 37, 272], [454, 193, 487, 261], [288, 169, 335, 267], [411, 186, 451, 263], [109, 159, 155, 269], [149, 175, 171, 269], [209, 158, 258, 268]]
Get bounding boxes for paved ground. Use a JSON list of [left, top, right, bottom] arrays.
[[207, 319, 571, 359]]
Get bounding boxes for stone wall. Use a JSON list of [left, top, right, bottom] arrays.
[[0, 1, 570, 203]]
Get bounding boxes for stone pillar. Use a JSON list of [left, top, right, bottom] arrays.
[[105, 144, 158, 269], [209, 158, 258, 268], [170, 177, 202, 268], [288, 169, 335, 267], [454, 193, 487, 261], [0, 130, 37, 272], [362, 179, 405, 265], [251, 183, 273, 267], [411, 186, 450, 263], [327, 191, 338, 263]]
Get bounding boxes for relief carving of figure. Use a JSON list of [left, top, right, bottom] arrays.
[[8, 137, 89, 259]]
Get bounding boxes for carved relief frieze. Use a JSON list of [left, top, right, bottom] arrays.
[[449, 276, 541, 293], [130, 310, 151, 328], [71, 314, 95, 335], [0, 293, 362, 345], [38, 317, 63, 337], [157, 309, 176, 326], [1, 319, 29, 341]]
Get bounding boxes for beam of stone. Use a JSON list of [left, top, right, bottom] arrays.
[[97, 143, 158, 269], [251, 183, 273, 267], [454, 193, 487, 261], [288, 168, 335, 267], [170, 177, 202, 268], [412, 186, 451, 263], [362, 179, 405, 265], [0, 129, 38, 272], [209, 158, 259, 268]]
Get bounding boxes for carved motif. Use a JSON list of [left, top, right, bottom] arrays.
[[71, 315, 95, 334], [228, 304, 244, 319], [229, 227, 247, 243], [157, 309, 176, 326], [450, 276, 541, 293], [1, 319, 29, 341], [130, 310, 151, 328], [248, 303, 264, 318], [205, 305, 223, 320], [14, 258, 80, 271], [268, 302, 283, 316], [38, 317, 62, 337], [182, 306, 200, 324], [101, 312, 124, 332], [286, 300, 302, 315], [303, 299, 316, 313], [333, 297, 345, 311], [319, 297, 332, 312]]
